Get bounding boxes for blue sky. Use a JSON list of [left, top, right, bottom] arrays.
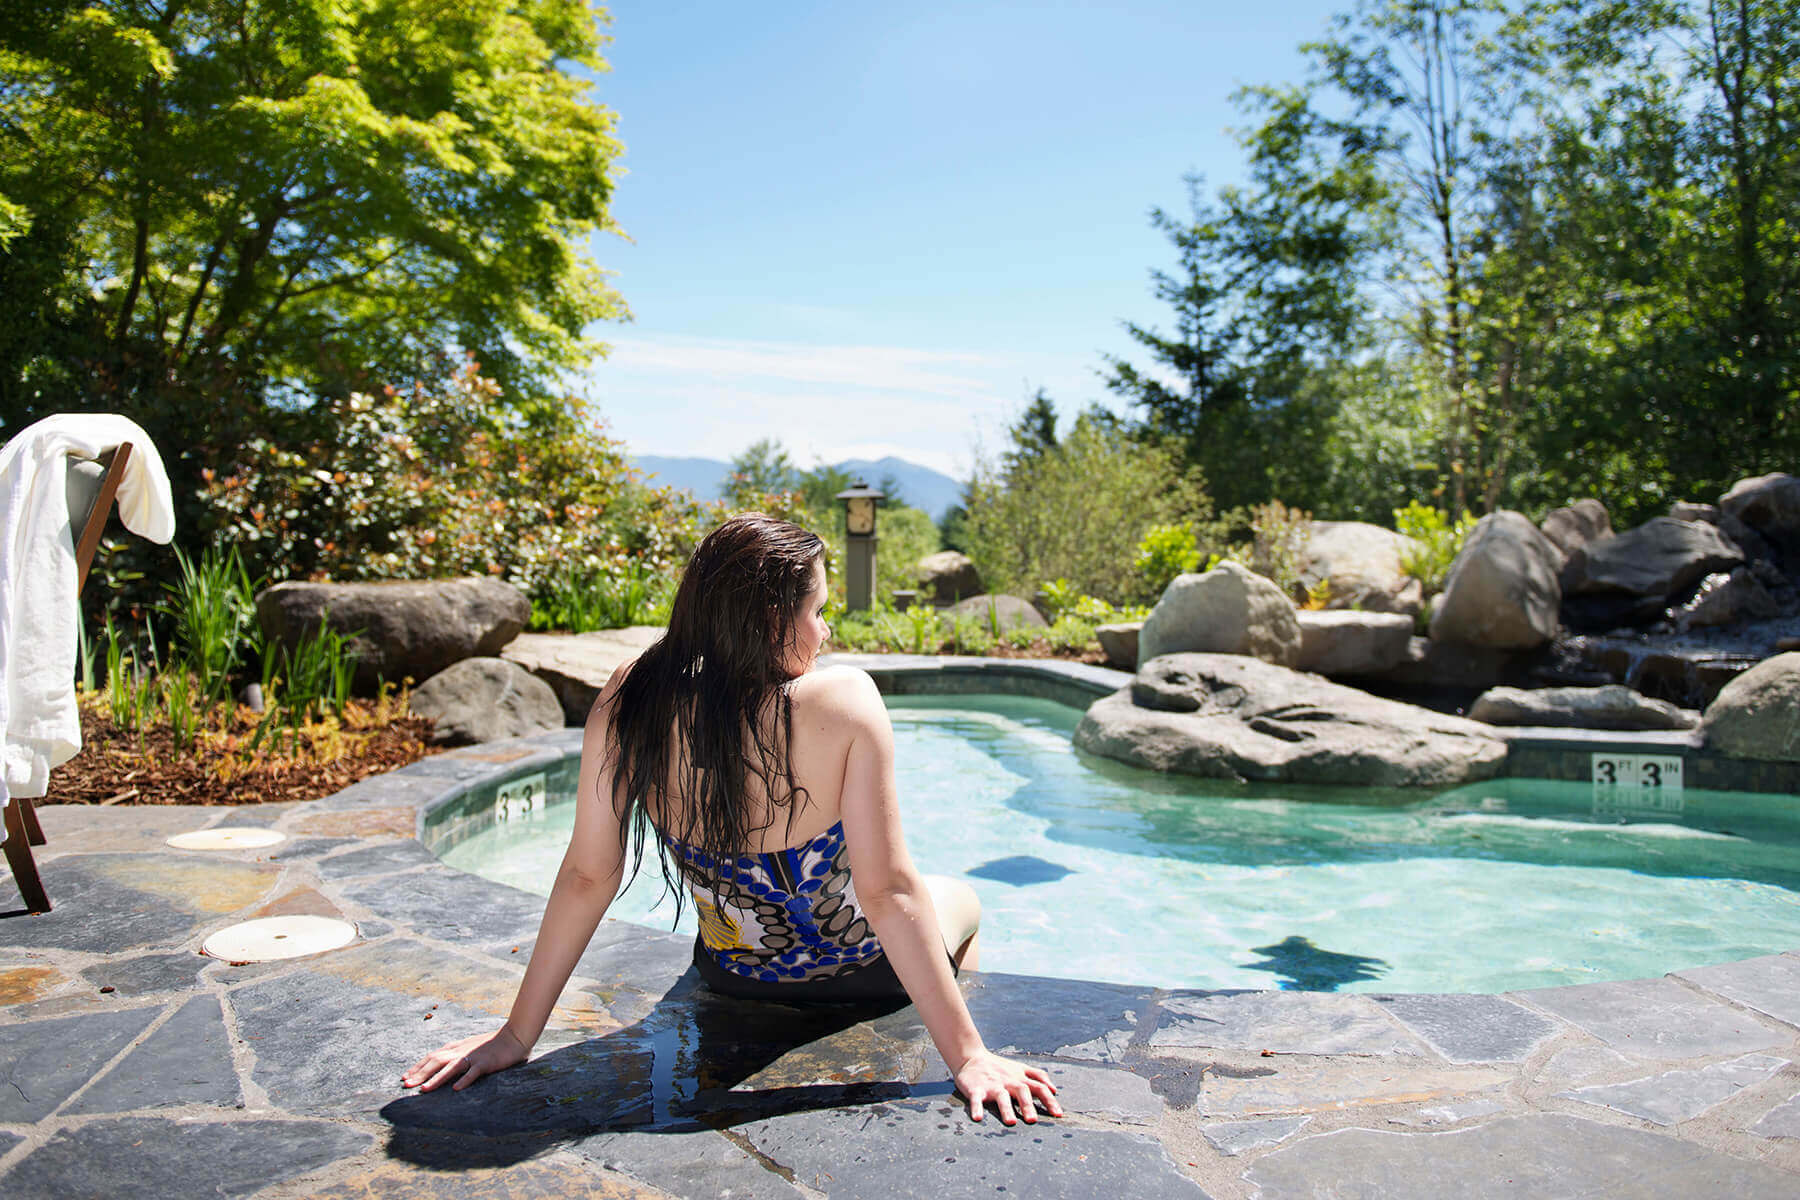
[[576, 2, 1346, 479]]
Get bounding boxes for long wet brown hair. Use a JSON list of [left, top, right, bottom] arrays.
[[601, 513, 826, 903]]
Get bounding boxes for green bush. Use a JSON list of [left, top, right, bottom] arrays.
[[1135, 523, 1202, 602], [962, 416, 1214, 603], [199, 361, 709, 625], [1393, 501, 1478, 595]]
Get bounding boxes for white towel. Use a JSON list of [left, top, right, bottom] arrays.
[[1, 415, 175, 829]]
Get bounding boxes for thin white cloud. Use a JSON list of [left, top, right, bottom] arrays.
[[606, 334, 1000, 401], [583, 331, 1106, 481]]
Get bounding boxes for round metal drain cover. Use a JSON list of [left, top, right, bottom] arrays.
[[167, 827, 286, 850], [202, 916, 357, 962]]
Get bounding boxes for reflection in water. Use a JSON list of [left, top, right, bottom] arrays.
[[1242, 935, 1389, 992]]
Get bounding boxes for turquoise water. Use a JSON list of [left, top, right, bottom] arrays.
[[441, 694, 1800, 993]]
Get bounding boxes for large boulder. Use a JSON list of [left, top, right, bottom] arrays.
[[1428, 512, 1562, 649], [1668, 567, 1780, 630], [1095, 621, 1141, 670], [945, 593, 1048, 631], [1073, 653, 1507, 786], [1561, 517, 1744, 603], [1294, 611, 1414, 677], [1298, 521, 1424, 615], [1139, 562, 1302, 667], [917, 551, 983, 604], [1468, 685, 1697, 731], [1539, 499, 1613, 563], [501, 626, 664, 724], [1702, 652, 1800, 761], [410, 657, 565, 744], [255, 578, 529, 692], [1719, 473, 1800, 557]]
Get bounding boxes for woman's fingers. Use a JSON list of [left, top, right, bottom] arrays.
[[1033, 1077, 1065, 1117], [1015, 1085, 1038, 1123], [993, 1088, 1017, 1125], [421, 1056, 465, 1093]]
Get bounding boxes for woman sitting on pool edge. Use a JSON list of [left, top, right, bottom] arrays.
[[403, 513, 1062, 1126]]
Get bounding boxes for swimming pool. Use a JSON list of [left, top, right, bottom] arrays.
[[441, 694, 1800, 994]]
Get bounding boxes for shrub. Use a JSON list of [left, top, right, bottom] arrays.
[[1393, 501, 1478, 595], [1038, 579, 1149, 624], [1248, 500, 1313, 598], [199, 361, 708, 625], [1135, 523, 1202, 602], [962, 416, 1214, 602]]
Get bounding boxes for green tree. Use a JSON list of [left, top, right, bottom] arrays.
[[722, 438, 801, 507], [1105, 84, 1390, 513], [1002, 388, 1060, 478], [0, 0, 625, 433]]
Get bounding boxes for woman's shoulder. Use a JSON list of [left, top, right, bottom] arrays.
[[789, 664, 884, 719]]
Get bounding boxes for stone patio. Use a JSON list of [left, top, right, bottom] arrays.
[[4, 665, 1800, 1197]]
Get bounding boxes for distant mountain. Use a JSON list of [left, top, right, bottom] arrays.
[[632, 454, 965, 521], [834, 457, 964, 520], [630, 455, 732, 499]]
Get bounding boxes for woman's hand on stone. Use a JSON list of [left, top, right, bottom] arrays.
[[402, 1027, 528, 1093], [952, 1050, 1063, 1125]]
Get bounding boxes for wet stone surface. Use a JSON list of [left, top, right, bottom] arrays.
[[1244, 1113, 1800, 1199], [382, 1035, 657, 1136], [736, 1095, 1212, 1199], [0, 1005, 162, 1121], [3, 1116, 373, 1200], [1519, 978, 1788, 1059], [67, 994, 241, 1114]]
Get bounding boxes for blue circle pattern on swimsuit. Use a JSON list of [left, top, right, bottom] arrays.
[[663, 821, 886, 982]]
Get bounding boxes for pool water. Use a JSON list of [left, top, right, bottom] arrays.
[[441, 694, 1800, 993]]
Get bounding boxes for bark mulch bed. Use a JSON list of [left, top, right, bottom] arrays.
[[42, 694, 446, 807]]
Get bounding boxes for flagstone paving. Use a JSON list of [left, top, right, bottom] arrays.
[[2, 721, 1799, 1197]]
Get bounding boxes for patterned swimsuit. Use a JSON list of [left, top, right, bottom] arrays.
[[661, 819, 893, 992]]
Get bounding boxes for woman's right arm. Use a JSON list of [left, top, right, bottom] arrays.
[[402, 668, 632, 1093], [830, 669, 1062, 1126]]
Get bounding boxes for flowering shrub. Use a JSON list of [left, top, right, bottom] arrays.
[[200, 362, 708, 618]]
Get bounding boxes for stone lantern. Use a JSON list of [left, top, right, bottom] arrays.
[[835, 480, 884, 612]]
